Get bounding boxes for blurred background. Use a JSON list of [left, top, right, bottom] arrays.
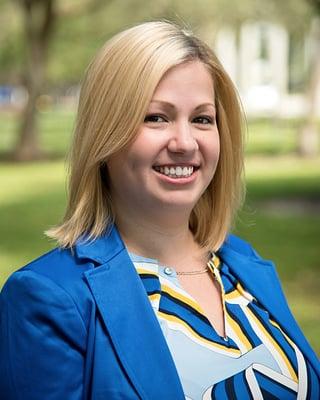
[[0, 0, 319, 353]]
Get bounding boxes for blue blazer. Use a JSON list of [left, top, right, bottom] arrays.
[[0, 226, 319, 399]]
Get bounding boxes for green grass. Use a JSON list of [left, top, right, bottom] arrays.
[[244, 118, 302, 155], [0, 110, 319, 353], [245, 155, 320, 199], [0, 162, 66, 282], [0, 109, 75, 157]]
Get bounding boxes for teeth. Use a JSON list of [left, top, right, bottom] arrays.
[[155, 165, 195, 178]]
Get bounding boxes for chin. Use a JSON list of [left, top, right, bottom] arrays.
[[156, 195, 199, 211]]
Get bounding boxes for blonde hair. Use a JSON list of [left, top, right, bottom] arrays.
[[47, 21, 244, 251]]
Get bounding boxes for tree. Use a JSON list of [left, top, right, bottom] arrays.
[[13, 0, 56, 161], [298, 0, 320, 156], [9, 0, 149, 161]]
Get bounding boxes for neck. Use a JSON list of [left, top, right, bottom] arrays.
[[114, 208, 206, 270]]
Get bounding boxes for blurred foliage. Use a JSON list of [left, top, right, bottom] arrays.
[[0, 0, 317, 86]]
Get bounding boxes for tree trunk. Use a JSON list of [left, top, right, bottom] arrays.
[[297, 17, 320, 157], [13, 0, 55, 161]]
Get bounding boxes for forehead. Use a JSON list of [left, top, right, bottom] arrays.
[[151, 61, 215, 103]]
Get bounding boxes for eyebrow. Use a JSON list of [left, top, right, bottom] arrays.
[[150, 100, 216, 111]]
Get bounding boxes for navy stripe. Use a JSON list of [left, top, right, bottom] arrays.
[[161, 291, 211, 326], [247, 303, 296, 373], [158, 308, 239, 350], [225, 375, 237, 399], [260, 388, 282, 399], [139, 273, 158, 280], [146, 289, 161, 296], [232, 370, 254, 400], [226, 305, 256, 348], [211, 380, 228, 399]]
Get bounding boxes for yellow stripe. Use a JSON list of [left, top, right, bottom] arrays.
[[148, 293, 160, 302], [136, 267, 158, 277], [161, 284, 205, 316], [158, 310, 240, 356], [247, 307, 298, 382], [226, 312, 253, 352], [236, 282, 254, 301], [212, 254, 221, 268], [225, 289, 241, 301], [211, 267, 227, 318], [224, 284, 254, 302], [207, 255, 220, 272]]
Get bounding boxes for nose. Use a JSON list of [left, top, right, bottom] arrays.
[[167, 122, 198, 154]]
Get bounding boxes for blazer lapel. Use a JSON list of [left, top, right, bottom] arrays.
[[219, 244, 320, 376], [79, 230, 184, 399]]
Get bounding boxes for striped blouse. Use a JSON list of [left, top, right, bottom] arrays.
[[129, 252, 319, 400]]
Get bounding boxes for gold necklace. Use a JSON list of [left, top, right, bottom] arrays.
[[175, 252, 217, 276], [176, 266, 209, 276]]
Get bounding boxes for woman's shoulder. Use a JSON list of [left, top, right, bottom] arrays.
[[2, 227, 124, 305], [1, 246, 95, 327], [6, 245, 93, 288]]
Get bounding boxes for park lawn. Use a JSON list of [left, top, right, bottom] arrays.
[[0, 155, 319, 353]]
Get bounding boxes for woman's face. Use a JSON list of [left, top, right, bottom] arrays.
[[107, 61, 220, 218]]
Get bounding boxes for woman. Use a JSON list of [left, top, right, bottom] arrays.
[[0, 21, 319, 400]]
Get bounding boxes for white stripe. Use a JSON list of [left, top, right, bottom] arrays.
[[241, 305, 293, 379], [253, 363, 298, 391], [225, 296, 250, 306], [202, 385, 213, 399], [293, 343, 308, 400], [133, 261, 159, 274], [245, 366, 264, 400]]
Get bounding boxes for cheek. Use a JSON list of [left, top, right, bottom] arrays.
[[203, 134, 220, 167], [127, 135, 161, 168]]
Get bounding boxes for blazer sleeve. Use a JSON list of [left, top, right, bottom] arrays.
[[0, 269, 87, 400]]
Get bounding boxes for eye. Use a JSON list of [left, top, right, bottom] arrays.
[[193, 115, 214, 125], [144, 114, 167, 123]]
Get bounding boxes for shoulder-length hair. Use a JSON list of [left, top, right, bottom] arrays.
[[47, 21, 244, 251]]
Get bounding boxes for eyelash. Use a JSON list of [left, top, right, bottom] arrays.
[[144, 114, 214, 125], [193, 116, 214, 125], [144, 114, 167, 123]]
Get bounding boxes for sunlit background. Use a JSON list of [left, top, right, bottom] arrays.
[[0, 0, 319, 353]]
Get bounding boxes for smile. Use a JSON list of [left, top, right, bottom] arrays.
[[153, 165, 198, 178]]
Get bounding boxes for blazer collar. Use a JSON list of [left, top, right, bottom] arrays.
[[75, 225, 124, 264], [76, 226, 185, 400]]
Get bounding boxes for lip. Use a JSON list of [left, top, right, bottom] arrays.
[[153, 163, 200, 168]]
